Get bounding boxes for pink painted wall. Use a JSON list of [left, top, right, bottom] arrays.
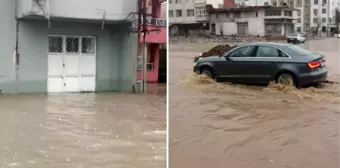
[[137, 0, 164, 83], [152, 0, 161, 18], [223, 0, 235, 8], [137, 44, 160, 83], [140, 26, 166, 44]]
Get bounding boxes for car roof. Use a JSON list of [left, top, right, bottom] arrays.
[[239, 42, 292, 49]]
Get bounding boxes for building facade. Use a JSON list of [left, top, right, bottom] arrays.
[[168, 0, 222, 35], [0, 0, 138, 94], [232, 0, 340, 34], [137, 0, 167, 83], [207, 5, 296, 36]]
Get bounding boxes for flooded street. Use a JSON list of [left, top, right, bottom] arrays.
[[169, 38, 340, 168], [0, 84, 166, 168]]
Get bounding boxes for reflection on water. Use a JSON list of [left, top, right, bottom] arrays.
[[0, 86, 165, 168]]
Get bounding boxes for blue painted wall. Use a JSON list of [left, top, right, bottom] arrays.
[[0, 0, 17, 93], [0, 17, 137, 93]]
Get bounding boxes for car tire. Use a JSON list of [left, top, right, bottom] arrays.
[[200, 68, 215, 79], [276, 73, 296, 87]]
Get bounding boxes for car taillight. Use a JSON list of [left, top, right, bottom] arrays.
[[308, 61, 321, 68]]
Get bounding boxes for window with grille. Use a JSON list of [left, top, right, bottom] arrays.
[[81, 37, 95, 54], [49, 36, 63, 53], [48, 36, 96, 54], [66, 37, 79, 53]]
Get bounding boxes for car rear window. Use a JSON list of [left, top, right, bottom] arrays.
[[287, 45, 312, 55]]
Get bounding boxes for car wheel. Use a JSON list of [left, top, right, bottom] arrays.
[[276, 73, 295, 86], [200, 68, 215, 79]]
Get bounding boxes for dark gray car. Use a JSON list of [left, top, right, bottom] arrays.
[[193, 42, 327, 86]]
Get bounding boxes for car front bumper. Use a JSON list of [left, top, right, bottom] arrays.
[[193, 65, 199, 74], [298, 68, 328, 86]]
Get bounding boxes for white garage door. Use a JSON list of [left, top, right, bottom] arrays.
[[48, 35, 96, 93]]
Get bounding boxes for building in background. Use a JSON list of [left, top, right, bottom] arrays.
[[207, 5, 295, 36], [232, 0, 340, 35], [137, 0, 167, 83], [168, 0, 223, 36], [0, 0, 139, 93]]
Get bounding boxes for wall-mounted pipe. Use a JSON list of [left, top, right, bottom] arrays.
[[14, 0, 20, 92]]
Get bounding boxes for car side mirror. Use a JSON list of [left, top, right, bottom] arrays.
[[225, 56, 232, 61]]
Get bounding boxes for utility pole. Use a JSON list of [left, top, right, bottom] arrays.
[[142, 0, 147, 93], [137, 0, 147, 93], [132, 0, 161, 93]]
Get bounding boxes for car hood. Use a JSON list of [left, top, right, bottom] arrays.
[[197, 55, 223, 62]]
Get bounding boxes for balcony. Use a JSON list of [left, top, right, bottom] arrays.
[[140, 17, 167, 27], [264, 10, 295, 20], [195, 15, 208, 22], [134, 17, 166, 43], [17, 0, 137, 21], [194, 0, 207, 7]]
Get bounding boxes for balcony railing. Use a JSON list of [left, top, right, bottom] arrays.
[[134, 16, 167, 27]]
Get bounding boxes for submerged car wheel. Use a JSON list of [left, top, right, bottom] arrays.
[[200, 68, 215, 79], [276, 73, 295, 86]]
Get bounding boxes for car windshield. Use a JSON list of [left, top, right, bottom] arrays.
[[287, 45, 312, 55]]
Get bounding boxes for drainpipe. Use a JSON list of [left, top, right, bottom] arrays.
[[14, 0, 20, 93]]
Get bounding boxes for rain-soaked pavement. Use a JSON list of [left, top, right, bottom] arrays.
[[0, 84, 166, 168], [169, 38, 340, 168]]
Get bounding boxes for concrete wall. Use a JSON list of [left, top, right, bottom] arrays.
[[17, 0, 137, 21], [0, 0, 17, 93], [0, 19, 136, 93]]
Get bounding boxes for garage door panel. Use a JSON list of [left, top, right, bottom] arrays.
[[79, 77, 96, 92], [80, 56, 96, 75], [47, 35, 96, 93], [64, 77, 79, 92], [48, 55, 63, 75], [47, 77, 64, 93], [64, 55, 80, 75]]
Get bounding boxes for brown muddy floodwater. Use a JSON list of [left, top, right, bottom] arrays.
[[0, 84, 166, 168], [169, 38, 340, 168]]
